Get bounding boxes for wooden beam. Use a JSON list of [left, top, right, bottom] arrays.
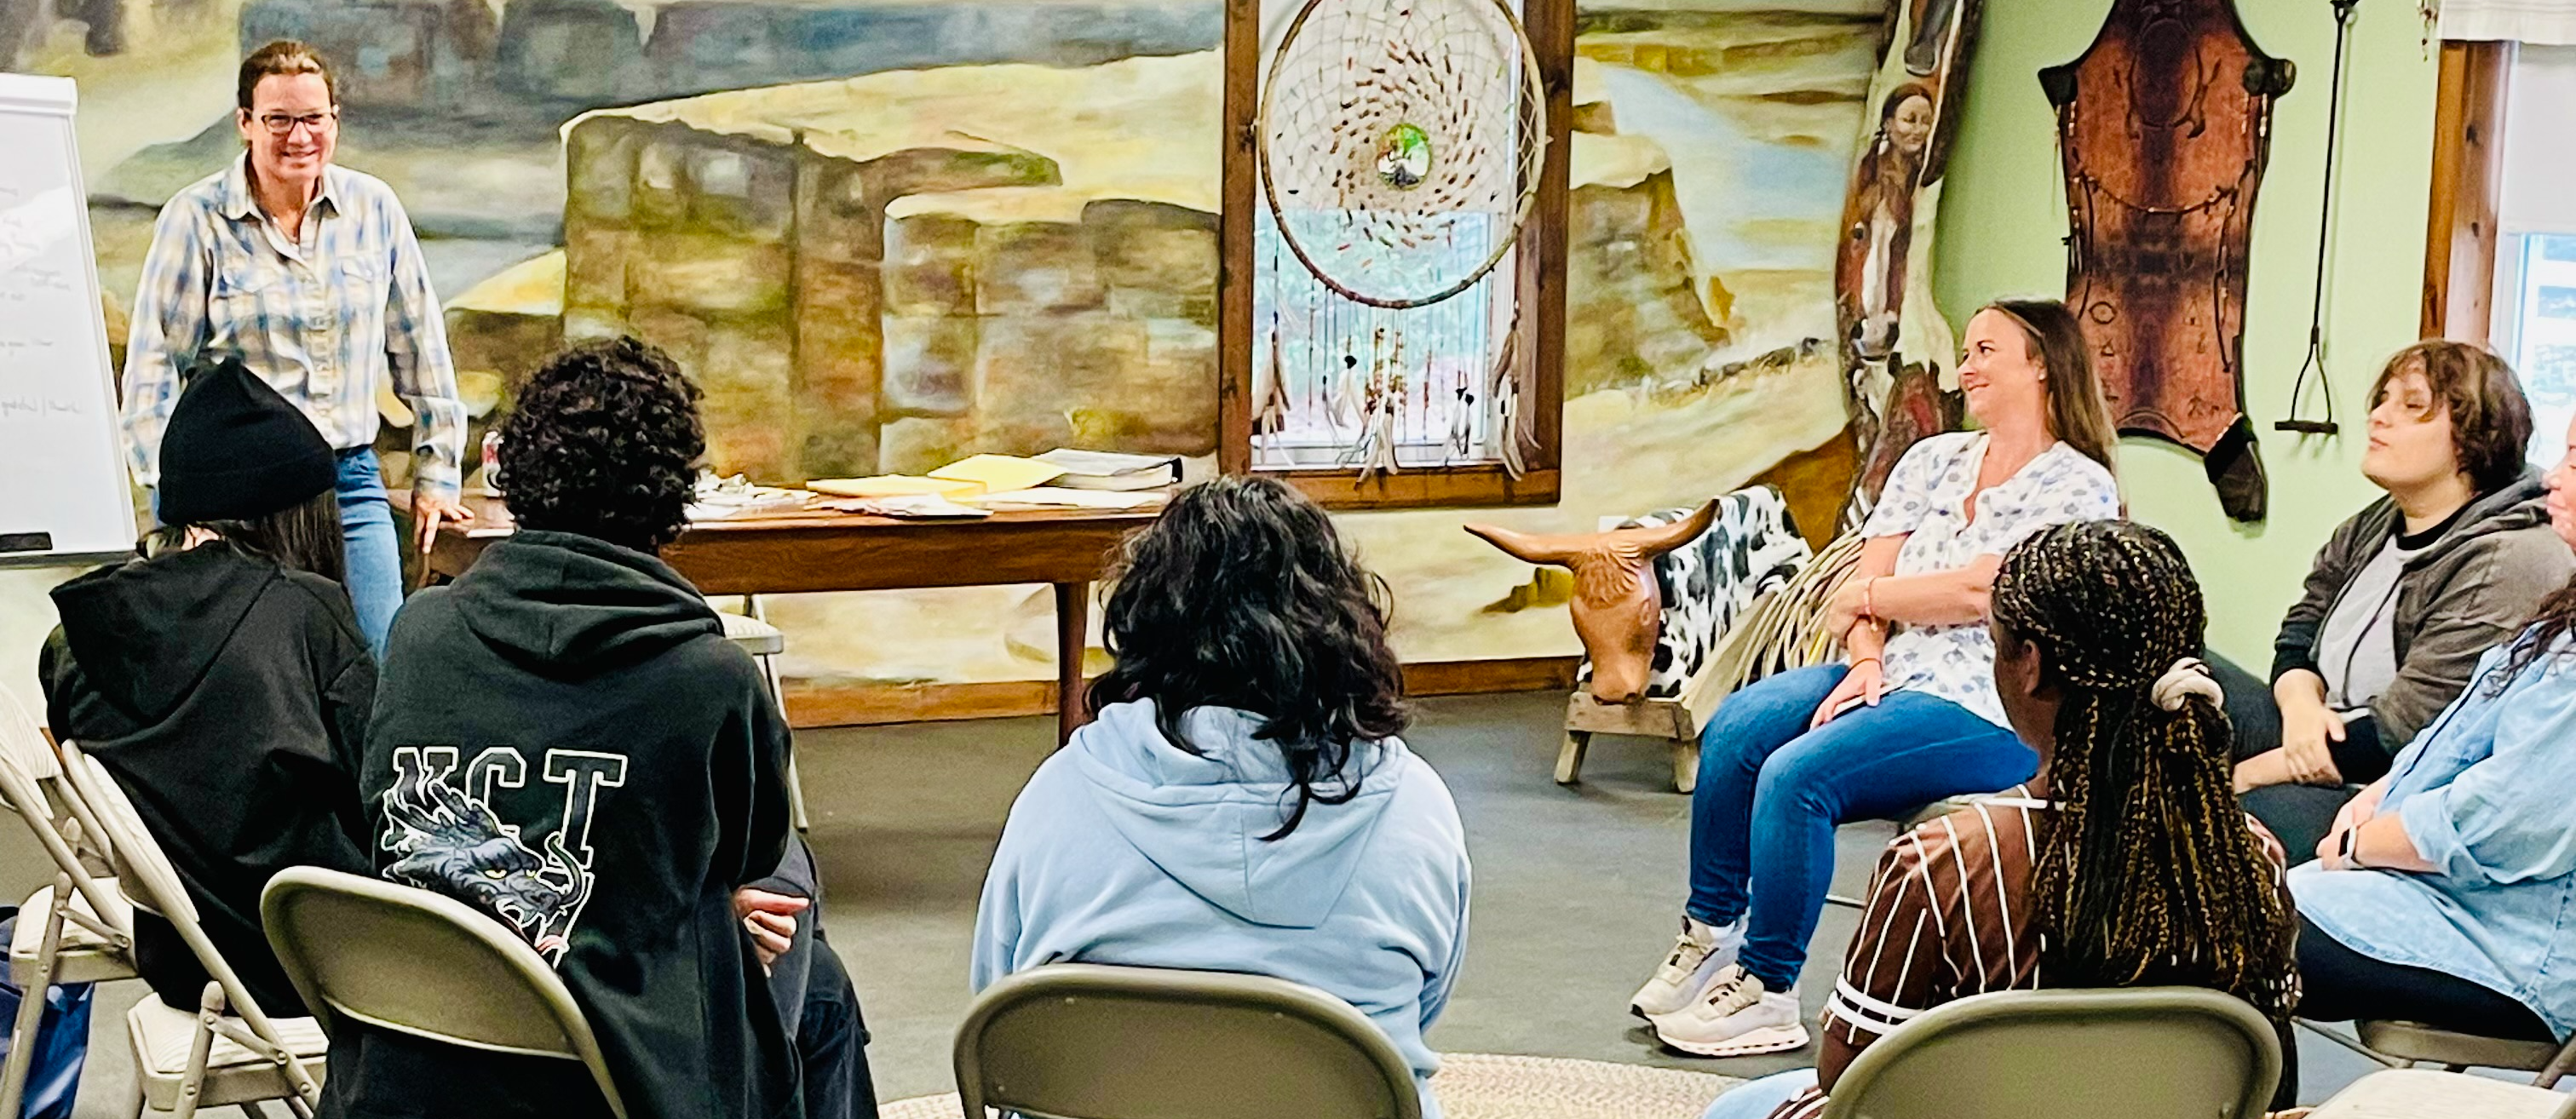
[[1216, 0, 1259, 477], [2422, 39, 2514, 343], [1522, 0, 1573, 475], [781, 656, 1581, 729]]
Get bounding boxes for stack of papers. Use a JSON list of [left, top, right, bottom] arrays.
[[689, 473, 812, 520], [806, 475, 986, 500], [814, 494, 992, 519], [1037, 448, 1182, 491], [969, 487, 1166, 511], [929, 454, 1067, 492]]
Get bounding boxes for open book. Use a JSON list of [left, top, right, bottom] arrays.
[[1035, 449, 1183, 491]]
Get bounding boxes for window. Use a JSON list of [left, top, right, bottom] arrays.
[[2491, 44, 2576, 463]]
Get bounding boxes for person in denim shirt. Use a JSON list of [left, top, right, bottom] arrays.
[[2291, 410, 2576, 1046]]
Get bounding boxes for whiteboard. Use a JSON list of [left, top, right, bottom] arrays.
[[0, 74, 135, 568]]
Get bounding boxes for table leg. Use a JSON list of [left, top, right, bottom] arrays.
[[1055, 581, 1090, 746]]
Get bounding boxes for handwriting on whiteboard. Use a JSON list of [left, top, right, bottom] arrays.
[[0, 185, 75, 274]]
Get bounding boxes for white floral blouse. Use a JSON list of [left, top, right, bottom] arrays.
[[1857, 431, 2121, 727]]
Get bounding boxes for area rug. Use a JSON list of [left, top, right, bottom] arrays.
[[880, 1053, 1742, 1119]]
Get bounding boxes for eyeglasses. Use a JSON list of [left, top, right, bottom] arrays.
[[251, 110, 337, 135]]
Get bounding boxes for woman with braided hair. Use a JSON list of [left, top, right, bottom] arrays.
[[1704, 519, 2298, 1119], [1633, 299, 2120, 1055]]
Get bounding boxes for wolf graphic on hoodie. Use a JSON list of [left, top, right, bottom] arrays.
[[375, 744, 601, 963], [331, 530, 801, 1119]]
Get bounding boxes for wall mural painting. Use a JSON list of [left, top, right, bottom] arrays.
[[1826, 0, 1976, 531], [26, 0, 1908, 686], [2045, 0, 2293, 523]]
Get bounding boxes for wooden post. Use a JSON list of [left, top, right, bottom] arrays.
[[2422, 39, 2514, 344]]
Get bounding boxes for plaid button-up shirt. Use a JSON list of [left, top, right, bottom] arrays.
[[122, 156, 465, 500]]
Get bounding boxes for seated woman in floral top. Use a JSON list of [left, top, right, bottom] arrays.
[[1705, 519, 2301, 1119], [1630, 299, 2122, 1056]]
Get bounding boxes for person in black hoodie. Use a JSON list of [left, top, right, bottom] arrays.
[[325, 337, 868, 1119], [40, 354, 377, 1018]]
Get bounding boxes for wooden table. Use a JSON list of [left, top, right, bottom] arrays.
[[407, 494, 1158, 742]]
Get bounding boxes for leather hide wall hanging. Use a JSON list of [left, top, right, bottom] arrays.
[[2044, 0, 2295, 522], [1833, 0, 1981, 531]]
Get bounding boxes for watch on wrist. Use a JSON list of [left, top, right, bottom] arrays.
[[2338, 826, 2366, 870]]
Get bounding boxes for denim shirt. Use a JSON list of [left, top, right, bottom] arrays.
[[2291, 637, 2576, 1039]]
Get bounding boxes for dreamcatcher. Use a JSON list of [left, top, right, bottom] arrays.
[[1253, 0, 1548, 479]]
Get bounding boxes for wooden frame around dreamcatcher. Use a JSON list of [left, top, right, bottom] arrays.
[[1216, 0, 1573, 511]]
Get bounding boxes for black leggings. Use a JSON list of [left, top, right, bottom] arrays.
[[2296, 915, 2556, 1042]]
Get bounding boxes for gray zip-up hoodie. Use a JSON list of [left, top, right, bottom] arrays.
[[2272, 473, 2574, 749]]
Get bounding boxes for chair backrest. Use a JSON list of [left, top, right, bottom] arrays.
[[955, 964, 1422, 1119], [55, 744, 195, 924], [260, 866, 630, 1118], [0, 691, 129, 929], [1821, 987, 2281, 1119]]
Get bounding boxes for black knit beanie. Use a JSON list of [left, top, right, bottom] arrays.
[[157, 356, 336, 525]]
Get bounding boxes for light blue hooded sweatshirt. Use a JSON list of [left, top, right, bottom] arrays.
[[971, 698, 1473, 1116]]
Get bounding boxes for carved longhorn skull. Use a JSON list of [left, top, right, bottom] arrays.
[[1464, 500, 1719, 704]]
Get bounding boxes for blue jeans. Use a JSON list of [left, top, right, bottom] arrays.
[[1689, 664, 2035, 992], [336, 449, 402, 660], [1699, 1069, 1815, 1119]]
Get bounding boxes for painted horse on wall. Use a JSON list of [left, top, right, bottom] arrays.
[[1831, 0, 1981, 531], [2044, 0, 2294, 522]]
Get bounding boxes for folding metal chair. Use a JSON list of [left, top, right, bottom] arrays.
[[262, 866, 630, 1119], [0, 686, 135, 1118], [55, 743, 327, 1117], [1820, 987, 2280, 1119], [956, 963, 1421, 1119], [721, 604, 810, 830]]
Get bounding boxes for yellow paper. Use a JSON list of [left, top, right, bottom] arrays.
[[806, 475, 986, 499], [928, 454, 1067, 492]]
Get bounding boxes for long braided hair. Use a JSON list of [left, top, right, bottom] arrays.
[[1989, 520, 2298, 1022]]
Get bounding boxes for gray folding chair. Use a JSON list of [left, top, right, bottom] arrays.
[[261, 865, 630, 1119], [2309, 1068, 2575, 1119], [2348, 1019, 2576, 1088], [721, 604, 810, 830], [55, 743, 326, 1117], [1820, 987, 2280, 1119], [956, 964, 1421, 1119], [0, 687, 137, 1118]]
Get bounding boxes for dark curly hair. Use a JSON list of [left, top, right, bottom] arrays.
[[497, 337, 704, 553], [1085, 475, 1409, 840]]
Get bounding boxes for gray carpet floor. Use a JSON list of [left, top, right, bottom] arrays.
[[6, 691, 2395, 1116]]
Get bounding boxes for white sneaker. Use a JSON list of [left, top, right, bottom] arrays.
[[1628, 916, 1744, 1019], [1647, 964, 1809, 1057]]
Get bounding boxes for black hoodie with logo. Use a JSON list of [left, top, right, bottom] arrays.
[[323, 530, 798, 1119], [38, 543, 377, 1016]]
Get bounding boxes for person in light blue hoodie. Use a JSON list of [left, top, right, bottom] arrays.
[[971, 475, 1472, 1116], [2291, 410, 2576, 1049]]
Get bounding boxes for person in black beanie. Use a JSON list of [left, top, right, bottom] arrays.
[[40, 354, 377, 1019]]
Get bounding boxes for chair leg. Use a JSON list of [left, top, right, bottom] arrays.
[[171, 984, 222, 1119], [749, 595, 811, 832], [0, 909, 65, 1119], [1555, 730, 1590, 785], [1670, 737, 1700, 795]]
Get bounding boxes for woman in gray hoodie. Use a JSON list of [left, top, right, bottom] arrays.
[[2224, 341, 2573, 860]]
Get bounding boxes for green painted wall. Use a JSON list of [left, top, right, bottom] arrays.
[[1933, 0, 2441, 665]]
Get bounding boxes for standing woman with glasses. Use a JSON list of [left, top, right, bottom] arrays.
[[122, 40, 471, 657]]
